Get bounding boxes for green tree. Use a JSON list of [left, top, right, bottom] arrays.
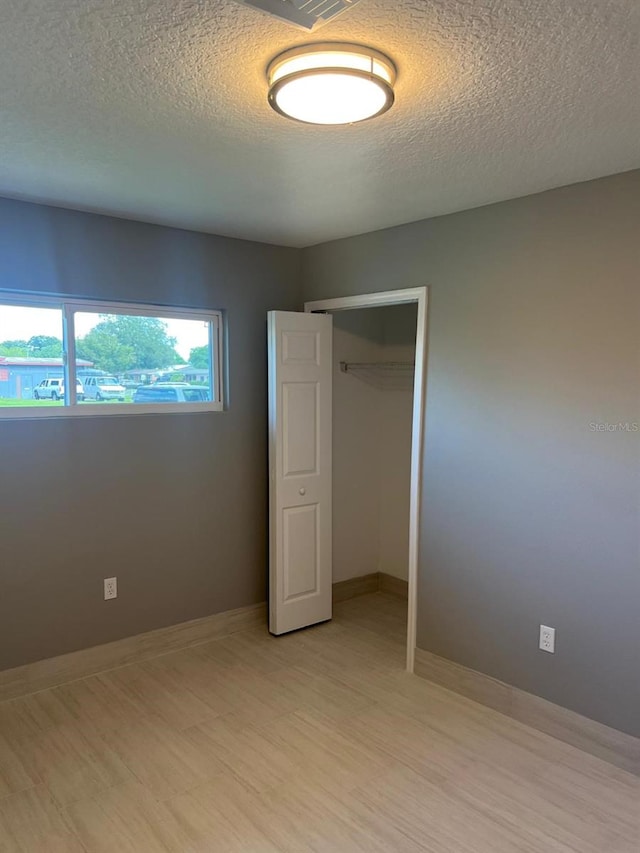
[[0, 337, 63, 358], [76, 315, 183, 374], [188, 345, 209, 368], [0, 340, 29, 357], [28, 335, 63, 358], [76, 329, 135, 375]]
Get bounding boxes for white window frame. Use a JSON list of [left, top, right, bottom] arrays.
[[0, 292, 224, 419]]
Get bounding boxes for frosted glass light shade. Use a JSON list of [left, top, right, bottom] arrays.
[[267, 43, 396, 125]]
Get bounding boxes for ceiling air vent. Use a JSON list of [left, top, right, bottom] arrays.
[[234, 0, 362, 30]]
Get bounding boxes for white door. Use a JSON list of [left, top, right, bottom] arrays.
[[267, 311, 333, 635]]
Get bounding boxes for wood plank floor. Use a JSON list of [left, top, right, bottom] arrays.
[[0, 593, 638, 851]]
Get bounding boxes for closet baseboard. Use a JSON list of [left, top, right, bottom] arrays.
[[0, 602, 266, 703], [414, 648, 640, 777], [378, 572, 409, 600], [332, 573, 379, 603], [333, 572, 409, 603]]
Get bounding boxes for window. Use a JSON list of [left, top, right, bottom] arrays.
[[0, 294, 223, 417], [0, 302, 66, 408]]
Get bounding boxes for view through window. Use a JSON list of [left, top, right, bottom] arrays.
[[73, 310, 215, 407], [0, 296, 222, 415], [0, 303, 66, 407]]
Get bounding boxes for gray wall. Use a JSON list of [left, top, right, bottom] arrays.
[[0, 198, 301, 671], [303, 170, 640, 737]]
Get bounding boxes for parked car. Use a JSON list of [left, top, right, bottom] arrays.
[[132, 383, 209, 403], [34, 378, 85, 401], [83, 376, 126, 401]]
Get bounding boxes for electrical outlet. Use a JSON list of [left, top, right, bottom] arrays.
[[539, 624, 555, 653], [104, 577, 117, 600]]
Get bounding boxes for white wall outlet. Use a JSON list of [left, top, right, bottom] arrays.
[[104, 577, 117, 600], [539, 624, 555, 653]]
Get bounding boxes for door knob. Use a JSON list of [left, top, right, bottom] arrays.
[[299, 487, 306, 496]]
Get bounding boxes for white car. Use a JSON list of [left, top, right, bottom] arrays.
[[34, 378, 85, 401], [83, 375, 126, 401]]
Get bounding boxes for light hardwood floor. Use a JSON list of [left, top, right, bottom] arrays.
[[0, 593, 638, 852]]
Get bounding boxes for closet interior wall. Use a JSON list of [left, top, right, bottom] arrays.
[[332, 304, 417, 584]]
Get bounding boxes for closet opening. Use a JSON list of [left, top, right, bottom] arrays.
[[304, 288, 427, 671]]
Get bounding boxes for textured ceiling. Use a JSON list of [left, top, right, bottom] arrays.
[[0, 1, 638, 247]]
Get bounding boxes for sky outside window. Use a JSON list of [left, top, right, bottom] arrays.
[[0, 306, 208, 360]]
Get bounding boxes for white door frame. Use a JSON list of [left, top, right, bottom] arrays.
[[304, 287, 428, 672]]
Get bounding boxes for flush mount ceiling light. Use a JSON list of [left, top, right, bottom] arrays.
[[267, 43, 396, 126]]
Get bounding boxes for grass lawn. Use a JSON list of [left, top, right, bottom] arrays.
[[0, 398, 62, 407]]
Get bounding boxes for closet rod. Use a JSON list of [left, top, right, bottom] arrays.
[[339, 361, 414, 373]]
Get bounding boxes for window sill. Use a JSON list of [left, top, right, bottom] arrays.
[[0, 401, 224, 420]]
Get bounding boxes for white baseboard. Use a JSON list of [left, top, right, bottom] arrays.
[[332, 571, 409, 602], [378, 572, 409, 600], [414, 648, 640, 777], [332, 573, 379, 602], [0, 602, 266, 703]]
